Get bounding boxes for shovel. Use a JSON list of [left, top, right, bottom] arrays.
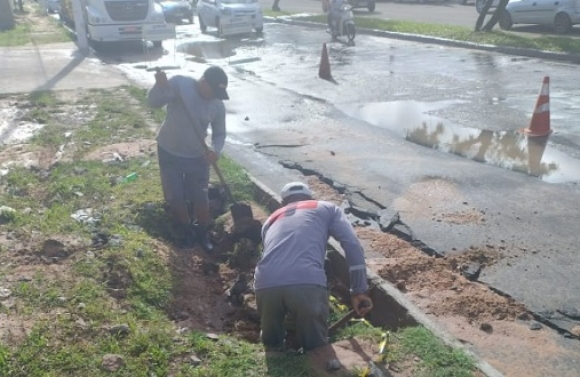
[[157, 68, 256, 232]]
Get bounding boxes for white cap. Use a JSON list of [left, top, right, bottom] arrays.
[[280, 182, 312, 200]]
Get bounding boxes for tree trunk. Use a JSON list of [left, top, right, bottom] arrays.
[[483, 0, 510, 31], [474, 0, 495, 31], [0, 0, 15, 30]]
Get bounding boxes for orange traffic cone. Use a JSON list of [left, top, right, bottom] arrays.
[[520, 76, 552, 137], [318, 43, 333, 81]]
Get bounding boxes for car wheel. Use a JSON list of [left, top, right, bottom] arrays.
[[255, 25, 263, 33], [367, 1, 375, 12], [153, 41, 163, 48], [199, 16, 207, 32], [554, 12, 572, 34], [498, 10, 513, 30]]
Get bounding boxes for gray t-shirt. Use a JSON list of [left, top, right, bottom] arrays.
[[254, 200, 368, 294], [147, 75, 226, 159]]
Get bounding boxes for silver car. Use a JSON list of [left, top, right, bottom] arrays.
[[497, 0, 580, 33]]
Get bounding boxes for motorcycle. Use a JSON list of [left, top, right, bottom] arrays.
[[325, 0, 356, 43]]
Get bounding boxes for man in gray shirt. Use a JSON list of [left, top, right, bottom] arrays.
[[254, 182, 373, 352], [147, 66, 228, 252]]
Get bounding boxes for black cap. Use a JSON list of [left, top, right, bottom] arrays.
[[203, 65, 229, 100]]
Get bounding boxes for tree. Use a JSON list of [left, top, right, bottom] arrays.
[[474, 0, 510, 32], [0, 0, 16, 30]]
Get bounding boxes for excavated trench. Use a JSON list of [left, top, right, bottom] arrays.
[[272, 161, 580, 341]]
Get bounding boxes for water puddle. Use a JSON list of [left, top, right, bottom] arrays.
[[178, 38, 264, 63], [340, 101, 580, 184]]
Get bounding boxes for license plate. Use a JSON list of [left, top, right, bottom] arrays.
[[122, 26, 139, 32]]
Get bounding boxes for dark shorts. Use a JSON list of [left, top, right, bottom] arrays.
[[256, 284, 329, 352], [157, 145, 209, 209]]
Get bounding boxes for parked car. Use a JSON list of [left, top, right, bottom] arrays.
[[497, 0, 580, 33], [197, 0, 263, 36], [157, 0, 194, 24]]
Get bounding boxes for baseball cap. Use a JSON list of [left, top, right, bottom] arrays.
[[281, 182, 312, 200], [203, 65, 229, 100]]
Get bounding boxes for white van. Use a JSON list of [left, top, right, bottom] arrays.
[[59, 0, 171, 47]]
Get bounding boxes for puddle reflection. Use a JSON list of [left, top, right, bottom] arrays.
[[178, 38, 264, 62], [341, 101, 580, 184]]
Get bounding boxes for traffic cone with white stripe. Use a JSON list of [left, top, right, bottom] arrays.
[[520, 76, 552, 137]]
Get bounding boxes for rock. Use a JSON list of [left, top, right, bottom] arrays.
[[570, 326, 580, 337], [75, 318, 88, 329], [102, 354, 125, 371], [460, 263, 483, 281], [0, 287, 12, 300], [109, 324, 130, 337], [41, 239, 68, 258], [480, 323, 493, 333], [395, 280, 407, 292], [205, 333, 220, 341], [244, 116, 249, 121], [189, 354, 202, 366], [529, 321, 543, 330], [57, 296, 67, 305], [378, 207, 400, 232], [326, 358, 342, 371], [77, 303, 86, 310], [330, 151, 336, 156], [517, 312, 532, 321]]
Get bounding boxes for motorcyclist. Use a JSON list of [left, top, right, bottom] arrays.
[[323, 0, 344, 33]]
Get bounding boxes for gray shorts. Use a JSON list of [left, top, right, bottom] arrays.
[[157, 145, 209, 210]]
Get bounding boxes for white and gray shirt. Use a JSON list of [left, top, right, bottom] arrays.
[[147, 75, 226, 159]]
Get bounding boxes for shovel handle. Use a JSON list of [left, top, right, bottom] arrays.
[[156, 67, 236, 204]]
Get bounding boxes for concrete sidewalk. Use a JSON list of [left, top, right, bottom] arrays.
[[0, 42, 128, 94]]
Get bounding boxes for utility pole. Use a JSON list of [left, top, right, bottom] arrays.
[[71, 0, 89, 52]]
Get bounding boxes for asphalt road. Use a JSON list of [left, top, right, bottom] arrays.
[[118, 22, 580, 336]]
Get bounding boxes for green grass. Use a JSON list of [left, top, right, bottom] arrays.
[[0, 4, 74, 47], [0, 86, 476, 377], [295, 14, 580, 54]]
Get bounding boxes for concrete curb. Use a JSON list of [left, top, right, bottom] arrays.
[[247, 174, 506, 377], [265, 16, 580, 64]]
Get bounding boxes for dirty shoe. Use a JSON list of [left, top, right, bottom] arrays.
[[193, 224, 214, 253]]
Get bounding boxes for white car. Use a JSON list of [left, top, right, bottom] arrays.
[[197, 0, 263, 36], [497, 0, 580, 33]]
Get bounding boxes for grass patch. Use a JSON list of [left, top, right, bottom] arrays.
[[0, 86, 476, 377], [295, 15, 580, 54], [0, 3, 74, 47]]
